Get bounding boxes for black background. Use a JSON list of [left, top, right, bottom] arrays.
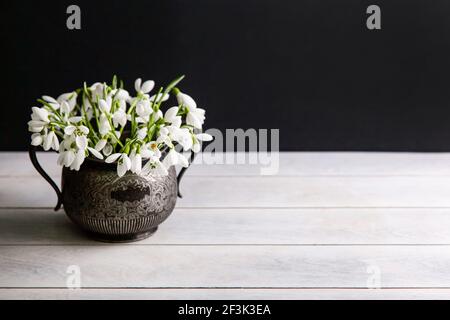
[[2, 0, 450, 151]]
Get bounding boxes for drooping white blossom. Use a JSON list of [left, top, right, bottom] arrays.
[[192, 133, 213, 153], [176, 92, 205, 129]]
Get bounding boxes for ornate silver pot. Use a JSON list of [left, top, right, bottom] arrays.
[[29, 146, 193, 242]]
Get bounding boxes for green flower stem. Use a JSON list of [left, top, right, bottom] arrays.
[[54, 130, 65, 140], [37, 99, 64, 122], [105, 114, 123, 149], [155, 75, 184, 110], [81, 91, 98, 142]]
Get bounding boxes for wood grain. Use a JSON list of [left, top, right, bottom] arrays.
[[1, 245, 450, 288], [2, 208, 450, 245], [2, 152, 450, 299], [2, 288, 450, 300], [3, 175, 450, 208]]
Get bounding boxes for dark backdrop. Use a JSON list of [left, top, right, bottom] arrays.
[[2, 0, 450, 151]]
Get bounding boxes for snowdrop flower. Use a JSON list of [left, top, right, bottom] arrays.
[[57, 136, 76, 168], [99, 113, 111, 136], [68, 116, 83, 123], [164, 107, 181, 127], [112, 109, 127, 128], [103, 143, 113, 156], [129, 150, 142, 174], [28, 120, 46, 133], [163, 149, 189, 168], [141, 141, 161, 159], [64, 125, 89, 150], [70, 149, 86, 171], [135, 99, 152, 123], [105, 153, 131, 177], [142, 157, 168, 176], [30, 107, 50, 123], [90, 82, 104, 100], [28, 107, 50, 132], [57, 92, 77, 112], [57, 149, 75, 167], [57, 135, 86, 170], [75, 135, 88, 150], [115, 89, 129, 101], [135, 78, 155, 95], [64, 124, 89, 135], [172, 127, 193, 151], [30, 133, 44, 146], [99, 97, 112, 114], [176, 91, 205, 129], [43, 131, 59, 151], [192, 133, 213, 153], [153, 109, 163, 121], [156, 126, 174, 148], [42, 95, 60, 110]]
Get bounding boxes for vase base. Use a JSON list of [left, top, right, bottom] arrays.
[[84, 227, 158, 243]]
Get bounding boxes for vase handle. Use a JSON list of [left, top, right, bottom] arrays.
[[177, 151, 196, 198], [29, 145, 63, 211]]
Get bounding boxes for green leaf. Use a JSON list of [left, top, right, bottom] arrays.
[[156, 75, 185, 107], [112, 75, 118, 89]]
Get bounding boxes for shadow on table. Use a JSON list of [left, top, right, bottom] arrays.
[[0, 208, 100, 244]]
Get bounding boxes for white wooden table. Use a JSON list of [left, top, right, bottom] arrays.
[[2, 152, 450, 299]]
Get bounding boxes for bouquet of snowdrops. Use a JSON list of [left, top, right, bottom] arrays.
[[28, 75, 212, 177]]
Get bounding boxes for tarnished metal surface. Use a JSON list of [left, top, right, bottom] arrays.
[[62, 159, 177, 242]]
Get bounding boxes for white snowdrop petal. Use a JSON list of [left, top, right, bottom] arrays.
[[141, 80, 155, 94], [64, 151, 76, 167], [117, 163, 127, 177], [31, 135, 43, 146], [103, 144, 113, 156], [186, 112, 202, 129], [105, 153, 121, 163], [115, 89, 129, 100], [192, 143, 201, 153], [134, 78, 142, 92], [177, 92, 197, 109], [87, 147, 104, 160], [52, 135, 60, 151], [64, 125, 76, 135], [99, 99, 110, 113], [68, 116, 82, 123], [135, 154, 142, 173], [60, 101, 70, 114], [79, 126, 89, 134], [122, 154, 132, 170], [95, 139, 107, 151], [164, 107, 179, 122], [177, 152, 189, 167], [196, 133, 213, 141], [42, 95, 57, 103], [75, 135, 88, 150]]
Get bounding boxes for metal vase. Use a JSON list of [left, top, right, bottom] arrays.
[[29, 146, 194, 242]]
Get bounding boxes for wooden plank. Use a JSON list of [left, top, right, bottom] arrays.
[[4, 175, 450, 208], [2, 208, 450, 245], [5, 152, 450, 178], [2, 288, 450, 300], [1, 245, 450, 288]]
